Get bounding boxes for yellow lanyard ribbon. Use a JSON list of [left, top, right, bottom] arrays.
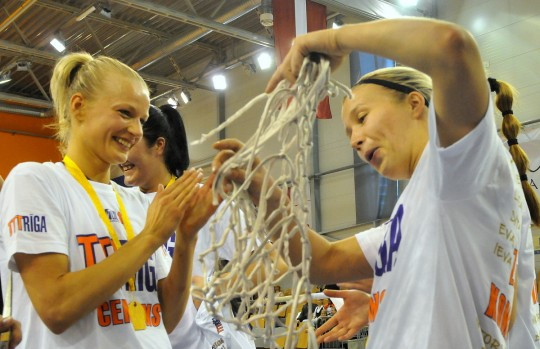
[[166, 176, 176, 188], [63, 156, 136, 292]]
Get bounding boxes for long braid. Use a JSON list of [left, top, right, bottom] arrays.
[[490, 77, 540, 226]]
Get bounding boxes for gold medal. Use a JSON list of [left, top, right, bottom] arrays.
[[128, 300, 147, 331]]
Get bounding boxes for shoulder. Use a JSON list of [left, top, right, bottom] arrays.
[[5, 161, 66, 188]]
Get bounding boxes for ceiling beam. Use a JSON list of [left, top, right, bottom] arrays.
[[0, 39, 214, 91], [112, 0, 272, 47], [36, 0, 171, 39], [128, 0, 265, 71], [311, 0, 423, 19], [0, 0, 38, 32]]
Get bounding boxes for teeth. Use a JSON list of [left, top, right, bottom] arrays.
[[116, 137, 131, 148]]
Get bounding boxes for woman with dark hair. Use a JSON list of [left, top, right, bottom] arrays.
[[122, 105, 257, 349]]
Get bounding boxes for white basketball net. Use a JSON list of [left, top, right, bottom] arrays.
[[191, 55, 351, 349]]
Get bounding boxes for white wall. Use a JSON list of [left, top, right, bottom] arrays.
[[437, 0, 540, 124]]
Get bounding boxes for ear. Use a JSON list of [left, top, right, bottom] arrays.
[[154, 137, 166, 156], [407, 91, 427, 120], [70, 93, 85, 122]]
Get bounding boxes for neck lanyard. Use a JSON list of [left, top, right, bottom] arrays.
[[166, 175, 176, 188], [63, 155, 136, 292]]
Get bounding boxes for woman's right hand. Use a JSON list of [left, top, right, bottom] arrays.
[[266, 27, 350, 93], [212, 139, 282, 211], [144, 169, 201, 243]]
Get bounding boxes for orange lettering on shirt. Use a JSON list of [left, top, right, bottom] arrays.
[[77, 234, 99, 267], [98, 236, 114, 257], [532, 281, 538, 305], [484, 282, 511, 337], [368, 289, 386, 323], [509, 248, 518, 286], [97, 301, 111, 327], [110, 299, 123, 325], [7, 215, 22, 236], [151, 304, 161, 327], [143, 304, 152, 326]]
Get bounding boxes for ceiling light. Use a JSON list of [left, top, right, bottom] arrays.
[[50, 38, 66, 52], [399, 0, 418, 7], [167, 97, 178, 108], [332, 18, 344, 29], [256, 52, 273, 70], [0, 72, 11, 85], [180, 91, 191, 104], [212, 74, 227, 90], [16, 61, 30, 72], [76, 5, 96, 21], [100, 7, 112, 18]]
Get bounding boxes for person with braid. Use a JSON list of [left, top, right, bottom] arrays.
[[212, 17, 540, 348]]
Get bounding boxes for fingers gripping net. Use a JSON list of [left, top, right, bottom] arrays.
[[191, 56, 351, 348]]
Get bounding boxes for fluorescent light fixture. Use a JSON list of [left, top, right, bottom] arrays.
[[256, 52, 273, 70], [50, 38, 66, 52], [76, 5, 96, 21], [332, 18, 344, 29], [167, 97, 178, 107], [0, 72, 11, 85], [212, 74, 227, 90], [180, 91, 190, 104], [399, 0, 418, 7]]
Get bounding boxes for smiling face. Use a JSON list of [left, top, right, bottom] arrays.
[[121, 135, 165, 190], [72, 72, 150, 167], [342, 84, 428, 180]]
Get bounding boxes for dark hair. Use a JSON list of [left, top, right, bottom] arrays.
[[489, 78, 540, 226], [143, 105, 190, 177]]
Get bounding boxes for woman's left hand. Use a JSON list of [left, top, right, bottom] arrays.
[[177, 172, 220, 242]]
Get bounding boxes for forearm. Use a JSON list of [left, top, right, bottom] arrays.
[[335, 18, 478, 77], [159, 234, 197, 333], [17, 231, 164, 334], [286, 228, 372, 285]]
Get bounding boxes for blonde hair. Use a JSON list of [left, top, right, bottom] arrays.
[[492, 78, 540, 226], [355, 66, 432, 107], [49, 52, 148, 150]]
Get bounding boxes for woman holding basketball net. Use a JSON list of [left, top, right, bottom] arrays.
[[212, 17, 540, 348]]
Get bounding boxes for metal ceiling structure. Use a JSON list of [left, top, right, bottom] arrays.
[[0, 0, 276, 113], [0, 0, 427, 115]]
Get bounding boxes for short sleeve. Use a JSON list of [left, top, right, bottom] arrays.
[[0, 163, 69, 271], [427, 88, 500, 199], [355, 224, 387, 270]]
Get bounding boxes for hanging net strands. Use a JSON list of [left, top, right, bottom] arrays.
[[191, 54, 351, 349]]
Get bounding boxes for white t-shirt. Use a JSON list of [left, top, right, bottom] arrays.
[[145, 191, 204, 349], [357, 223, 540, 348], [356, 92, 539, 349], [0, 162, 172, 349], [191, 206, 256, 349]]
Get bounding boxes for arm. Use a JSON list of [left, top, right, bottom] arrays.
[[159, 173, 219, 332], [14, 169, 201, 334], [212, 140, 372, 285], [267, 18, 488, 147]]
